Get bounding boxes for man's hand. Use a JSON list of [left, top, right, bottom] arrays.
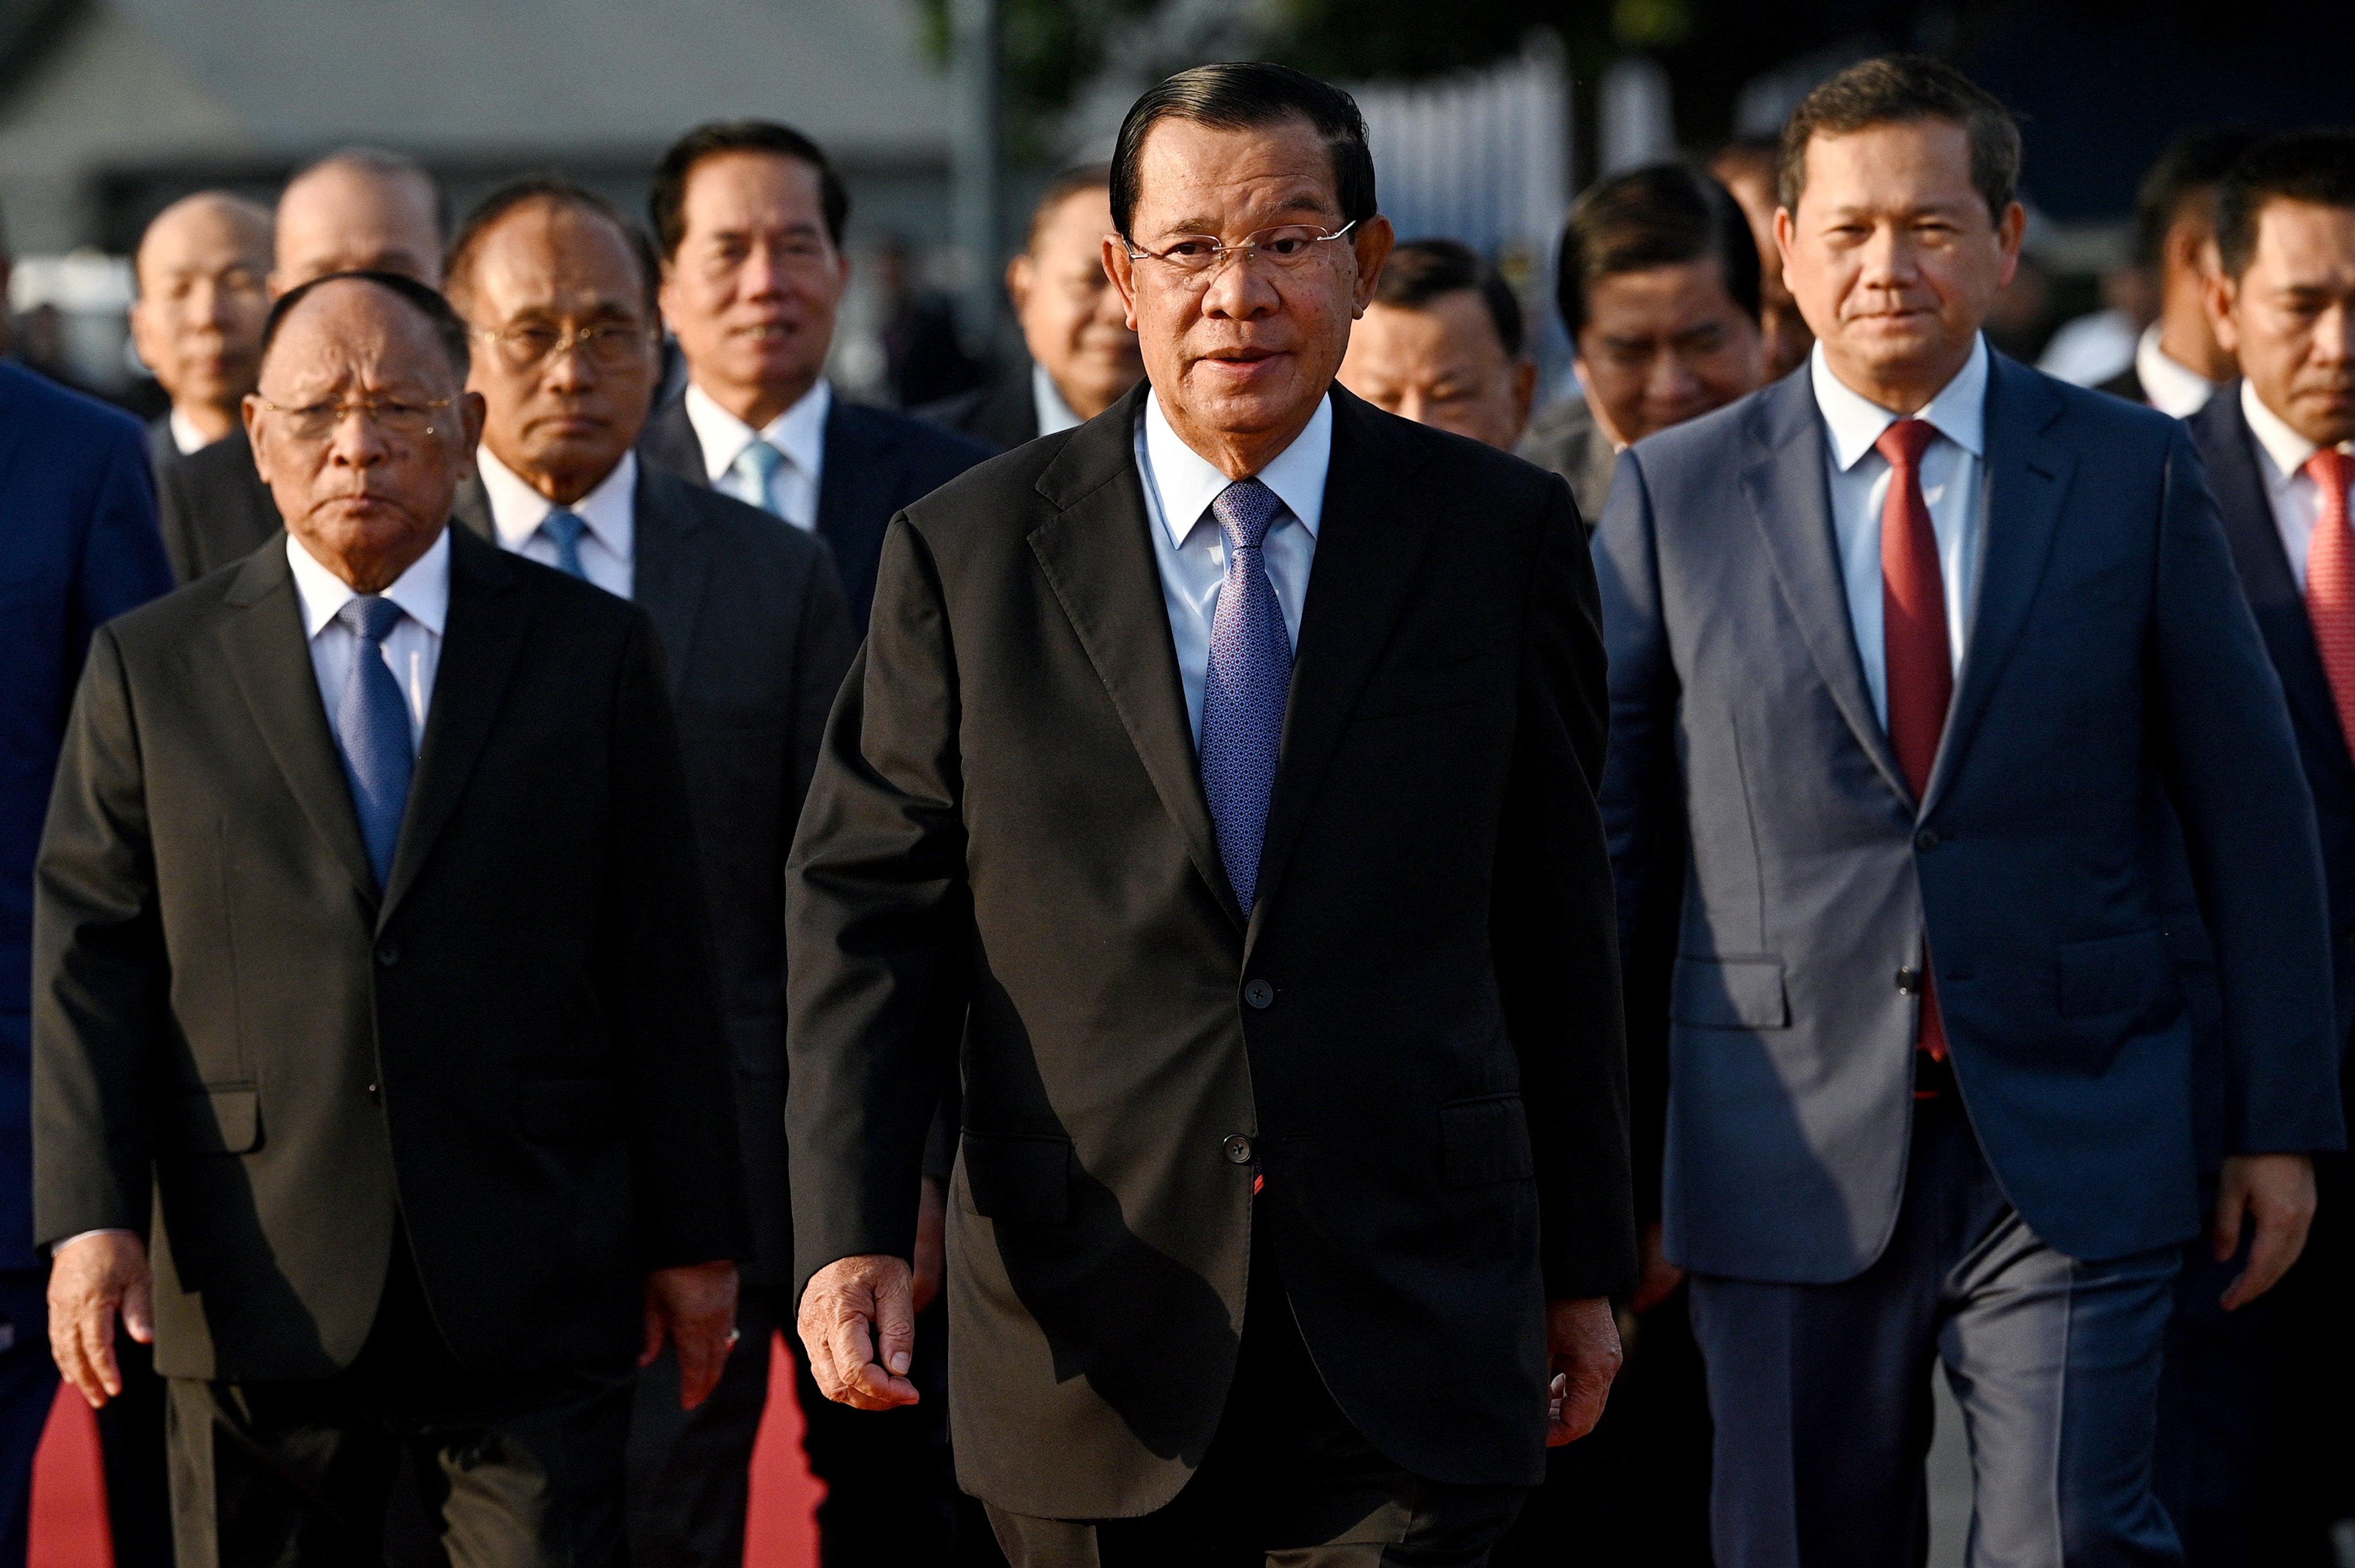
[[799, 1254, 920, 1411], [1545, 1295, 1623, 1446], [912, 1177, 946, 1314], [642, 1260, 740, 1411], [1632, 1221, 1686, 1315], [49, 1232, 152, 1409], [2214, 1152, 2315, 1311]]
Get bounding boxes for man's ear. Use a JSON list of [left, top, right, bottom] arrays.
[[1351, 215, 1396, 317], [2206, 267, 2242, 356], [1104, 236, 1141, 332]]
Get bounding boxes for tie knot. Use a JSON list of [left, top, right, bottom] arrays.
[[541, 509, 586, 549], [1210, 478, 1283, 553], [336, 595, 404, 645], [1876, 418, 1937, 470], [735, 439, 786, 483], [2307, 447, 2351, 497]]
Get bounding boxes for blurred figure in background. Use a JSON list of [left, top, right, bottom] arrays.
[[159, 147, 447, 583], [639, 121, 989, 638], [920, 164, 1143, 452], [2105, 128, 2262, 416], [130, 193, 273, 470], [1712, 134, 1815, 379], [1338, 237, 1535, 451], [1519, 163, 1765, 522], [2176, 130, 2355, 1566], [873, 237, 988, 410]]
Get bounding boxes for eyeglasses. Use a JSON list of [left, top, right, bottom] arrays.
[[1123, 221, 1360, 285], [474, 321, 652, 371], [256, 397, 455, 441]]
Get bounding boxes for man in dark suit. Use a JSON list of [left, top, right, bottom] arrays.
[[129, 193, 273, 474], [2173, 132, 2355, 1567], [159, 149, 447, 583], [2099, 129, 2261, 417], [443, 175, 860, 1568], [1596, 59, 2341, 1566], [0, 363, 171, 1568], [919, 165, 1145, 454], [635, 120, 991, 632], [1337, 238, 1536, 452], [787, 63, 1635, 1563], [35, 271, 746, 1567]]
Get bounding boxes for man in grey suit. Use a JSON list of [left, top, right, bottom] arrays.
[[443, 179, 856, 1568], [1595, 57, 2343, 1565]]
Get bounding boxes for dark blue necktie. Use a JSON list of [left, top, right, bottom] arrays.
[[1200, 478, 1293, 914], [540, 509, 589, 579], [333, 596, 415, 889]]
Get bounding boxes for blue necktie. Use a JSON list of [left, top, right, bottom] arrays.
[[333, 596, 415, 889], [1199, 478, 1292, 914], [727, 439, 786, 516], [540, 509, 588, 579]]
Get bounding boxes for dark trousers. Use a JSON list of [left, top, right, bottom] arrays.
[[0, 1271, 57, 1568], [1691, 1093, 2182, 1568], [985, 1225, 1526, 1567], [98, 1329, 178, 1568], [165, 1244, 633, 1568]]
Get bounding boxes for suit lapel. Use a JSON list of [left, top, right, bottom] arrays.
[[216, 542, 377, 901], [378, 527, 534, 924], [1740, 376, 1914, 806], [451, 475, 495, 544], [1027, 383, 1240, 929], [817, 402, 889, 563], [638, 396, 708, 488], [630, 471, 712, 691]]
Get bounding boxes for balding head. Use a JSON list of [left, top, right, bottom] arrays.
[[131, 192, 275, 444], [273, 149, 446, 295]]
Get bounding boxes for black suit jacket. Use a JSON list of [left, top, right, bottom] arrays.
[[33, 525, 746, 1382], [156, 427, 281, 585], [918, 370, 1041, 455], [636, 390, 992, 631], [455, 467, 856, 1290], [785, 381, 1635, 1513]]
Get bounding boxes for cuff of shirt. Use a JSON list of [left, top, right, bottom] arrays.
[[52, 1228, 137, 1254]]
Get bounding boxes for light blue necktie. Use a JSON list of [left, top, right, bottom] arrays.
[[1199, 478, 1292, 914], [332, 597, 415, 890], [726, 439, 786, 516], [540, 509, 588, 579]]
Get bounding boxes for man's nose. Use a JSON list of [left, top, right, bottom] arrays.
[[1196, 252, 1280, 320], [328, 410, 393, 467], [1648, 347, 1704, 412], [1858, 224, 1915, 289], [739, 247, 787, 299], [2315, 300, 2355, 368]]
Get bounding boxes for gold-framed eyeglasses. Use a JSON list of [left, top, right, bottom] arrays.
[[474, 321, 652, 371], [1122, 220, 1360, 284], [257, 396, 455, 441]]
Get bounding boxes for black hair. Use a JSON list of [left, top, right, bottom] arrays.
[[260, 269, 471, 381], [2215, 130, 2355, 280], [445, 176, 661, 320], [1779, 55, 2022, 225], [649, 121, 849, 258], [2132, 128, 2264, 269], [1110, 62, 1376, 240], [1374, 239, 1524, 358], [1556, 165, 1761, 343]]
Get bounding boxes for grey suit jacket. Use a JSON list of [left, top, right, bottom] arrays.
[[457, 466, 856, 1289]]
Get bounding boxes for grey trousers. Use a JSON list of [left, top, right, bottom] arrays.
[[1690, 1093, 2183, 1568]]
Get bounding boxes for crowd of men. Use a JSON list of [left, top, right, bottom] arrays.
[[2, 45, 2352, 1568]]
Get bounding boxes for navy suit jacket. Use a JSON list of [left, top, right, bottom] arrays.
[[638, 391, 991, 631], [1, 362, 173, 1269], [1597, 352, 2344, 1282]]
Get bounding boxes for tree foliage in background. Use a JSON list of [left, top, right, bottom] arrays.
[[914, 0, 1167, 161]]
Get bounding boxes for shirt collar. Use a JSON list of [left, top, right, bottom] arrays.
[[2135, 322, 2222, 420], [2241, 376, 2334, 493], [1141, 387, 1332, 551], [684, 378, 832, 483], [1031, 361, 1083, 437], [167, 407, 212, 456], [286, 525, 451, 639], [1811, 334, 1989, 472], [475, 446, 638, 563]]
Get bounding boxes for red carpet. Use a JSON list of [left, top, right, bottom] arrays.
[[29, 1332, 824, 1567]]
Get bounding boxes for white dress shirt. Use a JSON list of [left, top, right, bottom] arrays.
[[2134, 322, 2222, 420], [1813, 336, 1989, 727], [684, 378, 830, 529], [168, 407, 213, 456], [2242, 378, 2355, 590], [1134, 388, 1330, 745], [1033, 362, 1083, 437], [477, 446, 638, 599], [286, 528, 448, 750]]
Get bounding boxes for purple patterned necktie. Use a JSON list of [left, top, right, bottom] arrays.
[[1200, 477, 1293, 914]]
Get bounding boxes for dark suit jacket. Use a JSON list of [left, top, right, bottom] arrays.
[[156, 426, 280, 584], [637, 390, 991, 631], [785, 381, 1635, 1513], [33, 525, 746, 1381], [918, 370, 1041, 454], [0, 363, 172, 1272], [455, 467, 856, 1290], [1597, 353, 2343, 1285]]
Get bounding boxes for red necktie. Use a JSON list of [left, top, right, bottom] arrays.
[[2304, 448, 2355, 751], [1879, 419, 1950, 1062]]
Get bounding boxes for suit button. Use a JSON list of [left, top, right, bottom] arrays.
[[1242, 979, 1275, 1010], [1896, 966, 1922, 995], [375, 940, 400, 967], [1223, 1134, 1255, 1165], [1915, 829, 1942, 852], [366, 1082, 381, 1104]]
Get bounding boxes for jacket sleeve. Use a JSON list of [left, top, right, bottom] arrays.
[[1492, 475, 1637, 1300], [2148, 423, 2345, 1154], [73, 426, 172, 647], [785, 516, 971, 1301]]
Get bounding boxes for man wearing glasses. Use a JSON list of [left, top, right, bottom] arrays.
[[440, 178, 858, 1568], [37, 270, 745, 1565], [785, 62, 1633, 1562]]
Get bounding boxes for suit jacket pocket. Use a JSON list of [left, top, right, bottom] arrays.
[[517, 1078, 622, 1142], [2057, 929, 2177, 1023], [1671, 956, 1790, 1029], [1440, 1094, 1534, 1187], [169, 1084, 259, 1155], [960, 1132, 1072, 1223]]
